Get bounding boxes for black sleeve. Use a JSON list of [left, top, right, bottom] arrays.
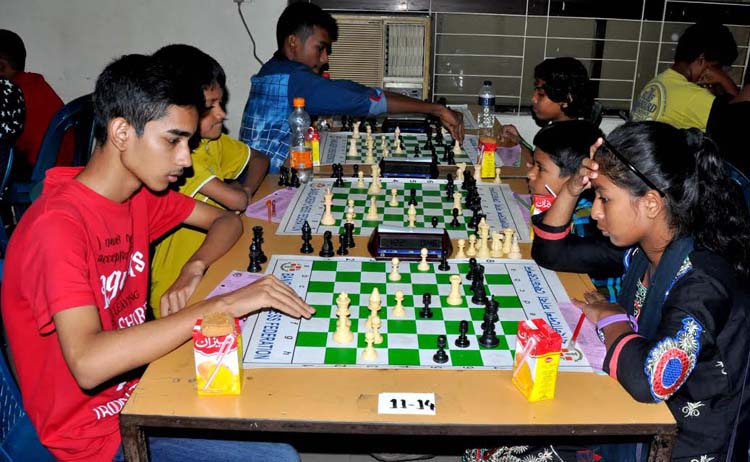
[[530, 212, 625, 276]]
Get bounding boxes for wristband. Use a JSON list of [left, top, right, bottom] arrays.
[[596, 313, 638, 343]]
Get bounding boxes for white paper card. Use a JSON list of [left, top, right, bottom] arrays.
[[378, 392, 436, 415]]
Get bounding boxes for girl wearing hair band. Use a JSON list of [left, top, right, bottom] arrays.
[[531, 121, 750, 460]]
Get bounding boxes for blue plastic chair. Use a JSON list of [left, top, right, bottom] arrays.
[[726, 160, 750, 212], [0, 348, 53, 461], [7, 93, 94, 218]]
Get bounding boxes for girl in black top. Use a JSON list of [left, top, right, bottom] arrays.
[[531, 121, 750, 461]]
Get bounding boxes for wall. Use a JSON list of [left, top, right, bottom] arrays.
[[0, 0, 285, 134]]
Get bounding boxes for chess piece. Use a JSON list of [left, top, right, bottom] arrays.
[[431, 216, 439, 228], [453, 139, 462, 155], [300, 221, 314, 254], [361, 328, 378, 361], [389, 188, 399, 207], [392, 290, 406, 317], [473, 165, 481, 183], [509, 234, 522, 259], [455, 239, 466, 258], [357, 171, 365, 188], [352, 164, 360, 178], [433, 335, 449, 364], [319, 230, 335, 257], [419, 293, 433, 318], [366, 196, 379, 220], [502, 228, 514, 255], [352, 121, 361, 139], [408, 188, 418, 206], [417, 248, 430, 271], [394, 137, 402, 154], [455, 320, 471, 348], [447, 275, 463, 306], [347, 137, 358, 157], [476, 219, 491, 259], [368, 170, 381, 195], [494, 167, 502, 184], [247, 240, 262, 272], [452, 192, 462, 214], [346, 211, 354, 224], [347, 199, 356, 217], [370, 315, 383, 345], [320, 188, 336, 225], [333, 293, 354, 344], [450, 207, 460, 228], [466, 234, 478, 257], [479, 320, 499, 348], [336, 233, 349, 255], [344, 222, 356, 249], [490, 231, 504, 258], [388, 257, 401, 282], [456, 163, 465, 183], [252, 225, 267, 263], [395, 126, 401, 139], [438, 249, 450, 271], [407, 204, 417, 228]]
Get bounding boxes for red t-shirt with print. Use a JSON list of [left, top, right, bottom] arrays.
[[1, 167, 195, 461]]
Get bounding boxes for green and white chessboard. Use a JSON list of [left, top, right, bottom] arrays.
[[276, 178, 530, 242], [319, 132, 478, 166], [241, 255, 592, 371]]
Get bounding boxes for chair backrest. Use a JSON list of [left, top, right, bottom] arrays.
[[0, 348, 52, 461], [726, 160, 750, 212], [0, 145, 13, 255], [30, 93, 94, 183]]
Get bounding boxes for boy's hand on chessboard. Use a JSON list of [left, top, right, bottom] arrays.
[[440, 107, 464, 144], [224, 275, 315, 319], [563, 137, 602, 197], [161, 261, 207, 317], [572, 290, 625, 325]]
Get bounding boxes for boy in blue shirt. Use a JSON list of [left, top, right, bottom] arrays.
[[240, 2, 464, 173]]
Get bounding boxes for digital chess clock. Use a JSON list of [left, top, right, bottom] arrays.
[[367, 226, 453, 261], [379, 157, 438, 179]]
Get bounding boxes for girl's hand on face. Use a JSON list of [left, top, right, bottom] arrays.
[[572, 290, 626, 325], [563, 137, 602, 197]]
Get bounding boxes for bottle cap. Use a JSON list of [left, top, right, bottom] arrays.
[[322, 72, 331, 79], [483, 80, 491, 86], [293, 97, 305, 107]]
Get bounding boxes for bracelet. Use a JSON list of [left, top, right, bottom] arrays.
[[596, 313, 638, 343]]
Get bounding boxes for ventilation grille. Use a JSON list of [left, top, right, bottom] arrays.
[[328, 17, 384, 88], [386, 23, 425, 78]]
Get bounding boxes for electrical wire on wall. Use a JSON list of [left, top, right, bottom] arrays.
[[236, 0, 264, 66]]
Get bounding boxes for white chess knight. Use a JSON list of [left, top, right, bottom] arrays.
[[352, 121, 361, 139], [389, 257, 401, 282], [456, 162, 467, 182], [320, 188, 336, 225]]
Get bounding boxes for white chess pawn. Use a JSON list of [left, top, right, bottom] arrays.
[[508, 234, 522, 259], [361, 329, 378, 361], [380, 135, 387, 149], [466, 234, 478, 257], [417, 248, 430, 271], [366, 124, 372, 139], [407, 204, 417, 228], [452, 191, 462, 214], [352, 121, 361, 139], [370, 315, 383, 344], [392, 290, 406, 317], [447, 275, 463, 306], [320, 188, 336, 225], [347, 137, 358, 157], [389, 188, 399, 207], [453, 139, 462, 155], [494, 167, 502, 184], [395, 126, 401, 139], [357, 171, 365, 188], [455, 239, 467, 258], [366, 196, 379, 220], [382, 142, 389, 158], [389, 257, 401, 282]]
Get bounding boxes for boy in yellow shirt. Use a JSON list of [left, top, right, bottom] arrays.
[[631, 21, 738, 131], [150, 44, 270, 318]]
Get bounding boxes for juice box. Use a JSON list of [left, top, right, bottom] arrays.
[[193, 314, 242, 396], [512, 318, 562, 402], [477, 135, 497, 179]]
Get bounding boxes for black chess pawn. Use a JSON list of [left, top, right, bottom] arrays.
[[435, 126, 444, 145], [471, 282, 487, 305], [450, 208, 460, 228], [482, 298, 499, 331], [319, 230, 335, 257], [431, 216, 439, 228], [247, 241, 262, 273], [344, 222, 356, 249], [455, 320, 471, 348], [334, 166, 345, 187], [479, 322, 500, 348], [300, 221, 314, 254], [466, 258, 477, 280], [447, 150, 456, 166], [419, 293, 433, 319], [252, 226, 267, 263], [413, 143, 421, 157], [438, 249, 450, 271], [433, 334, 449, 364], [423, 128, 434, 150], [469, 207, 481, 229], [336, 232, 349, 255], [352, 164, 359, 178], [446, 173, 454, 186], [408, 189, 418, 206], [446, 183, 455, 201]]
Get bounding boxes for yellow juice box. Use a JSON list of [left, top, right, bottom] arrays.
[[478, 136, 497, 179], [512, 318, 562, 402], [193, 313, 242, 396]]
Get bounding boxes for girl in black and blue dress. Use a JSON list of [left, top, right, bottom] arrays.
[[531, 121, 750, 461]]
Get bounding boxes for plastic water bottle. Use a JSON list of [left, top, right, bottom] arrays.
[[289, 97, 313, 183], [478, 80, 495, 131]]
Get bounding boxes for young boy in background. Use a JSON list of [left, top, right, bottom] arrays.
[[240, 2, 464, 173], [1, 53, 312, 462], [527, 120, 622, 302], [150, 44, 269, 318], [631, 21, 738, 131]]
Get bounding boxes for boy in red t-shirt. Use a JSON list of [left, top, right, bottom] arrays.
[[1, 54, 313, 462]]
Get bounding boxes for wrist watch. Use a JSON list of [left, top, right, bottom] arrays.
[[596, 313, 638, 343]]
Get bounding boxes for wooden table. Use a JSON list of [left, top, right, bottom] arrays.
[[120, 175, 676, 461]]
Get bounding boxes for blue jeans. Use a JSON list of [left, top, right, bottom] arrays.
[[113, 437, 299, 462]]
